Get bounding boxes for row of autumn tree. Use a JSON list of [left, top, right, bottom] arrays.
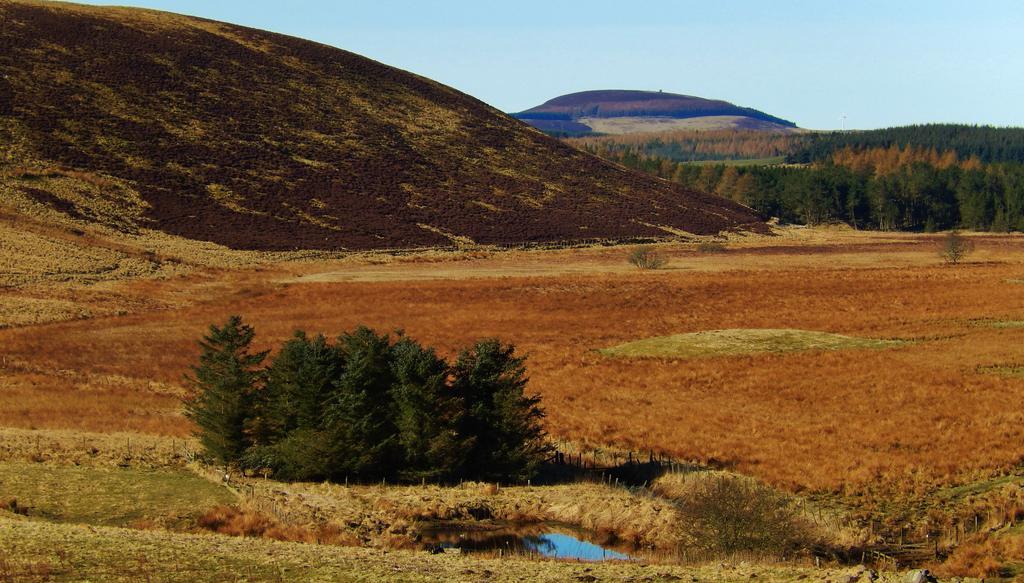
[[572, 129, 801, 162], [184, 316, 550, 483], [574, 124, 1024, 166], [785, 124, 1024, 165]]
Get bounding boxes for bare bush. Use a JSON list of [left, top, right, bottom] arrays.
[[940, 231, 974, 265], [674, 473, 811, 555], [628, 246, 668, 269]]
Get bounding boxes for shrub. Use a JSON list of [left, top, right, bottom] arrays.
[[940, 230, 974, 264], [198, 505, 278, 538], [197, 505, 360, 545], [1, 497, 29, 516], [673, 473, 810, 555], [936, 533, 1024, 579], [627, 245, 668, 269], [242, 428, 335, 482]]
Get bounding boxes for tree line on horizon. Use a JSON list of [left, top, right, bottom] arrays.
[[184, 316, 550, 484], [572, 129, 802, 162], [786, 124, 1024, 165], [579, 125, 1024, 232], [571, 124, 1024, 166]]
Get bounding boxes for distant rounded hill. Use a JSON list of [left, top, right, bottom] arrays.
[[515, 90, 798, 135], [0, 2, 764, 251]]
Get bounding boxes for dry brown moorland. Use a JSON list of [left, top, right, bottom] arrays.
[[3, 229, 1024, 495]]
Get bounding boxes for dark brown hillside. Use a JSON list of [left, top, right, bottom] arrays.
[[0, 1, 764, 251]]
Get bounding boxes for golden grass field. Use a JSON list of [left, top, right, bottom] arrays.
[[5, 228, 1024, 490], [5, 226, 1024, 579]]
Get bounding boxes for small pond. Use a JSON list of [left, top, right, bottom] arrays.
[[417, 522, 632, 562]]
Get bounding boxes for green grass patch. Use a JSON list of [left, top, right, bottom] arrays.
[[599, 328, 902, 359], [683, 157, 787, 167], [977, 364, 1024, 379], [0, 462, 235, 527], [937, 474, 1024, 501], [990, 321, 1024, 329], [971, 318, 1024, 329]]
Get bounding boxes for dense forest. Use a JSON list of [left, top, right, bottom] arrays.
[[577, 125, 1024, 231], [697, 160, 1023, 231], [786, 125, 1024, 164], [571, 124, 1024, 165]]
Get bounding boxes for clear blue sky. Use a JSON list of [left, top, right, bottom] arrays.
[[71, 0, 1024, 129]]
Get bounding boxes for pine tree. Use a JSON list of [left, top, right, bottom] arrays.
[[390, 337, 471, 482], [324, 326, 399, 480], [183, 315, 267, 465], [257, 331, 341, 442], [453, 340, 549, 482], [242, 331, 342, 480]]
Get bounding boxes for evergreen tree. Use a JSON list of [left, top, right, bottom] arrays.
[[390, 337, 471, 482], [957, 169, 993, 229], [242, 331, 342, 480], [453, 340, 550, 482], [257, 331, 341, 442], [183, 315, 267, 465], [324, 326, 399, 480], [185, 321, 551, 484]]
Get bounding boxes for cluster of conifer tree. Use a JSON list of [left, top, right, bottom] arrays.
[[674, 162, 1024, 232], [574, 124, 1024, 166], [603, 144, 1024, 232], [786, 124, 1024, 164], [184, 317, 550, 483]]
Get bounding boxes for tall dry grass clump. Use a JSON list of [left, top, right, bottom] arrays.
[[197, 505, 358, 546], [935, 533, 1024, 579]]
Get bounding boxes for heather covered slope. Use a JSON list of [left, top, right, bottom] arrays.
[[515, 90, 797, 135], [0, 1, 764, 252]]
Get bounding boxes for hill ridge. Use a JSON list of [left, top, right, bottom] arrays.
[[514, 89, 796, 135], [0, 1, 764, 251]]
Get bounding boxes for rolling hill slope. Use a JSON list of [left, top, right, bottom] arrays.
[[515, 90, 798, 135], [0, 1, 764, 252]]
